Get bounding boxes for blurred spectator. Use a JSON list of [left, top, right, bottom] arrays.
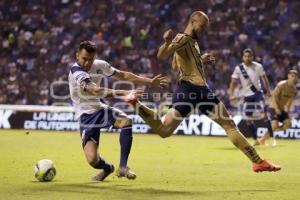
[[0, 0, 299, 113]]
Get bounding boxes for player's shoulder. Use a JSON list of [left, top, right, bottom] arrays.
[[172, 33, 189, 43], [252, 61, 263, 68], [276, 80, 287, 87], [70, 62, 84, 74], [92, 59, 110, 68], [233, 63, 242, 72]]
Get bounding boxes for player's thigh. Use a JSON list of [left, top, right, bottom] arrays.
[[114, 115, 132, 128], [209, 101, 236, 129], [105, 107, 129, 128], [271, 120, 279, 130], [83, 140, 98, 164], [162, 108, 183, 132]]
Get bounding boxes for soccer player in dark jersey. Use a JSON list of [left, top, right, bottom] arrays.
[[259, 70, 298, 146], [125, 11, 281, 172]]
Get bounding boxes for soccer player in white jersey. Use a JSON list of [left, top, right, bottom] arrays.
[[229, 48, 274, 145], [68, 41, 167, 181]]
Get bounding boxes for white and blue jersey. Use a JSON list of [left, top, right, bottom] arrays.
[[68, 59, 119, 119], [231, 61, 265, 97], [232, 61, 267, 116]]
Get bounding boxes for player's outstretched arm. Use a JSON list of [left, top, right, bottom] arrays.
[[112, 71, 168, 88], [81, 78, 134, 98]]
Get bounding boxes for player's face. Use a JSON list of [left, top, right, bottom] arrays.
[[76, 49, 96, 71], [192, 15, 208, 37], [288, 73, 298, 84], [242, 52, 253, 65]]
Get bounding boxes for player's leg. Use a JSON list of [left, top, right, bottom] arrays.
[[259, 119, 279, 145], [80, 111, 114, 181], [125, 82, 192, 138], [259, 109, 288, 146], [129, 100, 183, 138], [114, 115, 133, 168], [262, 111, 274, 139], [81, 133, 114, 181], [210, 102, 263, 163], [258, 99, 275, 145], [243, 102, 259, 144], [277, 118, 291, 131], [107, 107, 142, 179], [83, 140, 114, 181], [245, 118, 259, 145], [208, 102, 281, 172], [112, 112, 137, 179]]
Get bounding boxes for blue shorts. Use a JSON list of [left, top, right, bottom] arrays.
[[243, 92, 266, 117], [171, 81, 220, 117], [79, 107, 123, 148]]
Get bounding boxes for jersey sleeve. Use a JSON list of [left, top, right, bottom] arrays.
[[257, 64, 266, 76], [231, 66, 240, 79], [169, 34, 189, 51], [94, 60, 119, 77], [70, 66, 91, 86]]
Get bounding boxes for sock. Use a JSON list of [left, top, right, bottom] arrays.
[[247, 123, 257, 140], [226, 127, 263, 164], [93, 157, 112, 171], [265, 119, 274, 137], [119, 125, 133, 167]]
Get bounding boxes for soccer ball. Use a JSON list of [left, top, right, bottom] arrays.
[[34, 159, 56, 182]]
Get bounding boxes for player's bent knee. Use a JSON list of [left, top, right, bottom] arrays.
[[157, 127, 173, 138], [122, 117, 132, 127], [127, 118, 133, 126], [116, 117, 132, 128], [159, 132, 172, 138]]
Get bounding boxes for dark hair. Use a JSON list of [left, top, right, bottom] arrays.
[[243, 48, 254, 56], [79, 41, 97, 53]]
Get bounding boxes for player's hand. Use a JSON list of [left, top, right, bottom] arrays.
[[131, 88, 144, 97], [201, 53, 215, 65], [151, 74, 169, 88], [163, 29, 175, 44]]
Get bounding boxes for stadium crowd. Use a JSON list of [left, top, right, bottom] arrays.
[[1, 0, 299, 113]]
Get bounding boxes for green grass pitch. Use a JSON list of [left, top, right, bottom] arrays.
[[0, 129, 300, 200]]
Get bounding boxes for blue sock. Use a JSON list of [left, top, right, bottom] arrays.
[[119, 125, 133, 167], [247, 123, 257, 140], [265, 119, 274, 137], [93, 157, 112, 171]]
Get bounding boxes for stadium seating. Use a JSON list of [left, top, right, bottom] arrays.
[[1, 0, 299, 114]]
